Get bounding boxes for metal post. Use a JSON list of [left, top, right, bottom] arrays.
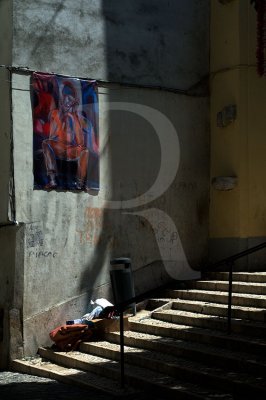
[[227, 261, 233, 334], [119, 308, 125, 388]]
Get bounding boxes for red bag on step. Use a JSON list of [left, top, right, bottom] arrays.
[[49, 324, 93, 351]]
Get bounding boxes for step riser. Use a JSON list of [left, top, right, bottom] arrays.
[[105, 332, 266, 376], [14, 272, 266, 400], [38, 347, 120, 381], [11, 359, 125, 395], [189, 281, 266, 295], [152, 311, 266, 338], [37, 348, 205, 400], [80, 342, 266, 396], [129, 321, 266, 356], [171, 302, 266, 322], [166, 290, 266, 308], [12, 360, 52, 380], [203, 273, 266, 283]]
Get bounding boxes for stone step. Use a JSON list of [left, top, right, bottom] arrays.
[[11, 275, 266, 399], [11, 357, 128, 396], [105, 330, 266, 375], [145, 298, 171, 311], [188, 280, 266, 295], [166, 289, 266, 308], [171, 299, 266, 322], [79, 340, 266, 398], [203, 272, 266, 283], [129, 318, 266, 356], [152, 309, 266, 337], [36, 346, 233, 399]]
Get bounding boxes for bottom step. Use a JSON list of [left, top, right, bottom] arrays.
[[11, 357, 133, 397], [33, 346, 235, 400]]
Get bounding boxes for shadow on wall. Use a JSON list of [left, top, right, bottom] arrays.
[[30, 1, 65, 59], [78, 2, 166, 302], [79, 0, 210, 303]]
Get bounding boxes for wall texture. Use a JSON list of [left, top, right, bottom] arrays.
[[0, 0, 12, 222], [209, 0, 266, 268], [12, 0, 209, 90], [0, 69, 11, 224], [11, 75, 209, 355], [0, 0, 15, 368], [0, 0, 210, 360], [0, 0, 12, 65]]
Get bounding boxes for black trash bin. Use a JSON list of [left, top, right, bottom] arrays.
[[110, 257, 136, 315]]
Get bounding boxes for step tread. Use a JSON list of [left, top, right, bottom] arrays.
[[37, 346, 234, 399], [198, 280, 266, 286], [172, 298, 266, 313], [11, 357, 128, 395], [130, 317, 266, 346], [153, 308, 266, 327], [105, 330, 266, 367], [165, 289, 266, 309], [204, 272, 266, 283], [190, 281, 266, 296], [172, 298, 266, 312], [80, 340, 266, 389], [147, 297, 266, 320], [168, 288, 266, 299]]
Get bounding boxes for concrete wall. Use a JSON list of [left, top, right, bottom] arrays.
[[209, 0, 266, 268], [12, 74, 209, 355], [4, 0, 209, 358], [0, 0, 12, 65], [0, 225, 24, 369], [0, 68, 11, 224], [0, 0, 12, 222], [0, 0, 17, 368], [12, 0, 209, 90]]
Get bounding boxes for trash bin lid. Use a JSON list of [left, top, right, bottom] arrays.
[[110, 257, 131, 266]]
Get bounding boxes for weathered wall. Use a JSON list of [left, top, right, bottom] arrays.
[[0, 225, 24, 369], [0, 0, 12, 65], [0, 0, 12, 222], [0, 68, 11, 223], [0, 227, 16, 369], [12, 0, 209, 90], [0, 0, 17, 368], [12, 74, 209, 355], [209, 0, 266, 268], [8, 0, 210, 357]]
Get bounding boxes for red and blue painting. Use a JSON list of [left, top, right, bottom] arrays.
[[32, 72, 99, 191]]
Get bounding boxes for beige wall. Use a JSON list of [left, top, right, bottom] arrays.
[[210, 0, 266, 265]]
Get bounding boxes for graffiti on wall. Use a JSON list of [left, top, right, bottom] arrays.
[[26, 224, 44, 248], [76, 207, 104, 246], [28, 250, 58, 258], [26, 223, 58, 259]]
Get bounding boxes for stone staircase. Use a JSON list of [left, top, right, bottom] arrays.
[[12, 271, 266, 399]]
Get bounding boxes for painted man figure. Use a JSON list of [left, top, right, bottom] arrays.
[[42, 81, 89, 189]]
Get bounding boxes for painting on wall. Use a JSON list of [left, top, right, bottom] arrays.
[[31, 72, 99, 191]]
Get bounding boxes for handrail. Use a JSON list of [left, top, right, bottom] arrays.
[[205, 241, 266, 335], [116, 241, 266, 312], [114, 241, 266, 388]]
